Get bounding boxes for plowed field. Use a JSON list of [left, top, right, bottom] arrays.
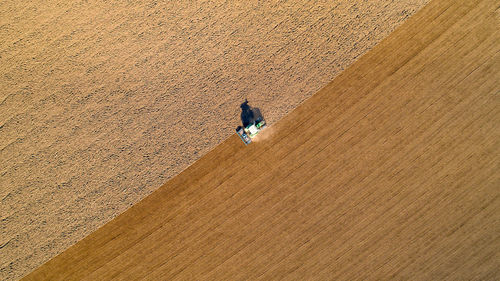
[[1, 1, 430, 280], [22, 0, 500, 280]]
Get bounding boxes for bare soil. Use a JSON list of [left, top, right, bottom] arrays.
[[21, 0, 500, 279], [0, 1, 430, 280]]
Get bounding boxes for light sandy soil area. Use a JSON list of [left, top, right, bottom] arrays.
[[0, 1, 430, 280], [21, 0, 500, 279]]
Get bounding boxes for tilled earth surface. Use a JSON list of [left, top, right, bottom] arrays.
[[21, 0, 500, 279], [0, 1, 428, 280]]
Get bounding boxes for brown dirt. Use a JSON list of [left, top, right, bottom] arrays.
[[20, 0, 500, 279], [0, 0, 430, 280]]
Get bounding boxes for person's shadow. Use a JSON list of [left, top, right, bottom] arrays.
[[240, 99, 263, 127]]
